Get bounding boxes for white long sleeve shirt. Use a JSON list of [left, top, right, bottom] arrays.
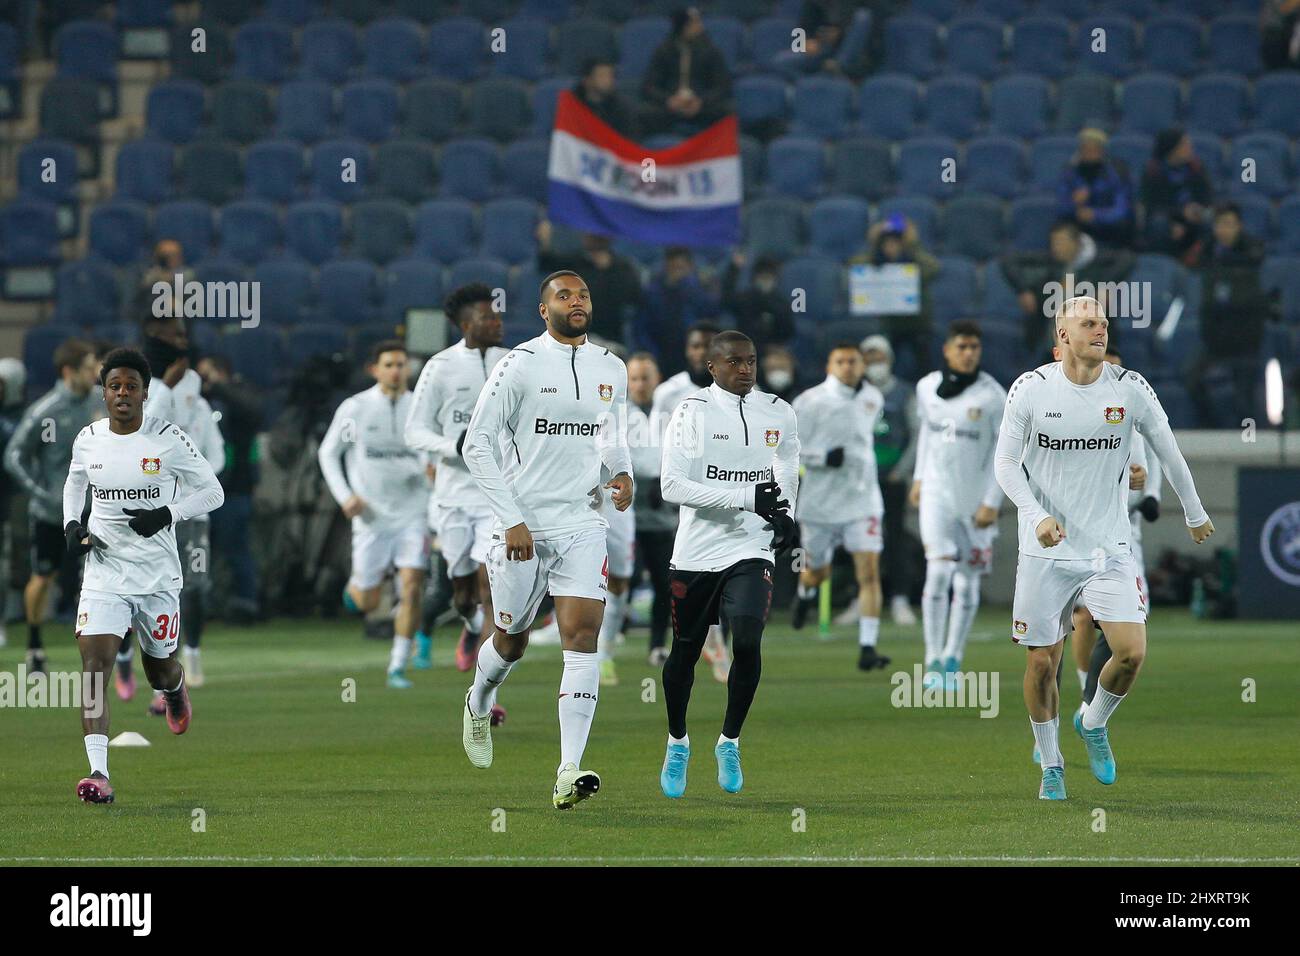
[[793, 375, 884, 523], [318, 384, 427, 527], [651, 371, 701, 429], [1128, 431, 1162, 545], [913, 370, 1006, 516], [63, 416, 225, 594], [661, 383, 800, 572], [404, 340, 509, 512], [994, 362, 1207, 562], [462, 331, 632, 541], [144, 369, 225, 477]]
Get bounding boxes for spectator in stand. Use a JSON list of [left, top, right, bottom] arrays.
[[722, 251, 794, 353], [535, 220, 644, 345], [1056, 128, 1136, 248], [1188, 203, 1275, 427], [573, 57, 638, 138], [198, 354, 264, 623], [0, 357, 27, 650], [1002, 220, 1135, 352], [1261, 0, 1300, 70], [773, 1, 873, 78], [1141, 127, 1212, 265], [134, 239, 192, 318], [639, 6, 733, 137], [632, 246, 721, 376], [758, 344, 802, 403], [849, 215, 939, 375]]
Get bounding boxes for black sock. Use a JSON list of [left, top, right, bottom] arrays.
[[28, 623, 42, 651], [721, 617, 764, 739], [1084, 631, 1111, 705], [182, 591, 203, 649], [663, 630, 707, 740]]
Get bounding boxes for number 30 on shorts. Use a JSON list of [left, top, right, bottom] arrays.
[[151, 613, 180, 642]]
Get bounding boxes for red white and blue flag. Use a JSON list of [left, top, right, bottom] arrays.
[[548, 91, 741, 248]]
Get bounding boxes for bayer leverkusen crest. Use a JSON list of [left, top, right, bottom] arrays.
[[598, 383, 613, 402], [764, 429, 780, 447], [1104, 406, 1125, 425], [141, 457, 161, 474], [967, 407, 982, 421]]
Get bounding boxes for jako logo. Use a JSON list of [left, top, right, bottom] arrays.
[[50, 886, 151, 936]]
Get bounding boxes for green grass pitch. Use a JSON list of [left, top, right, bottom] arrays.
[[1, 609, 1297, 866]]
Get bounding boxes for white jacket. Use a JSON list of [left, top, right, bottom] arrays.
[[793, 375, 885, 523]]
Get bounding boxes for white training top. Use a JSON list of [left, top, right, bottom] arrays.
[[994, 361, 1207, 563], [793, 374, 885, 523], [405, 339, 509, 512], [661, 383, 801, 572], [318, 384, 427, 527], [913, 369, 1006, 516], [143, 368, 225, 477], [462, 331, 633, 541], [63, 415, 225, 595], [650, 370, 699, 430], [1128, 430, 1163, 545]]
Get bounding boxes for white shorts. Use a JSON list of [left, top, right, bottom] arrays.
[[433, 505, 494, 578], [486, 527, 608, 635], [77, 588, 181, 659], [1012, 553, 1147, 647], [604, 505, 636, 579], [920, 497, 998, 573], [350, 522, 428, 590], [800, 514, 882, 569]]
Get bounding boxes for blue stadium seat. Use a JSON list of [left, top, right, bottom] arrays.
[[341, 78, 399, 142], [292, 323, 348, 360], [1108, 133, 1152, 181], [448, 257, 510, 296], [501, 139, 549, 204], [146, 80, 204, 144], [1142, 15, 1202, 77], [988, 73, 1049, 138], [1279, 198, 1300, 255], [1208, 14, 1262, 76], [318, 258, 379, 325], [830, 137, 893, 200], [265, 0, 316, 27], [364, 17, 426, 81], [1228, 133, 1292, 198], [1029, 134, 1076, 190], [859, 74, 920, 140], [884, 15, 940, 78], [942, 193, 1005, 260], [286, 199, 344, 264], [40, 77, 101, 149], [701, 16, 744, 71], [944, 16, 1003, 79], [619, 17, 670, 82], [382, 257, 444, 322], [253, 258, 314, 325], [155, 199, 215, 262], [1130, 253, 1181, 331], [350, 199, 411, 265], [0, 200, 58, 265], [1255, 73, 1300, 136], [980, 259, 1022, 321], [1074, 15, 1136, 77], [912, 0, 962, 17], [1055, 72, 1114, 132], [809, 196, 870, 260], [979, 326, 1027, 386], [531, 76, 571, 137], [1186, 73, 1250, 137], [192, 256, 248, 319], [555, 17, 617, 77], [931, 255, 978, 323], [170, 17, 231, 85], [879, 196, 938, 247], [1189, 132, 1226, 182], [493, 16, 551, 81], [1233, 193, 1274, 244], [430, 16, 489, 81], [221, 328, 282, 387], [300, 19, 360, 84], [311, 139, 370, 202], [88, 201, 149, 265], [766, 137, 825, 200], [744, 197, 805, 259], [438, 138, 499, 202], [405, 78, 463, 142], [56, 258, 120, 326], [212, 79, 271, 144], [375, 139, 435, 204], [897, 135, 959, 199], [481, 198, 540, 265], [245, 140, 303, 203], [55, 20, 119, 89], [415, 199, 477, 265], [779, 255, 844, 321], [1008, 193, 1058, 251], [740, 134, 764, 197], [18, 139, 80, 228], [1119, 72, 1180, 135], [923, 74, 983, 140], [506, 265, 544, 325], [180, 140, 242, 206], [114, 139, 173, 203], [1010, 16, 1070, 77], [0, 23, 17, 118], [749, 17, 797, 69], [735, 75, 788, 135], [791, 75, 854, 140], [965, 136, 1025, 198], [220, 200, 282, 264], [275, 79, 334, 144], [469, 77, 531, 142], [233, 20, 294, 83], [24, 324, 80, 393]]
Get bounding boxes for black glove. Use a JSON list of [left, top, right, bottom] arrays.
[[65, 520, 105, 555], [455, 429, 467, 456], [764, 509, 799, 554], [648, 477, 663, 509], [1137, 496, 1160, 523], [825, 447, 845, 469], [123, 506, 173, 538], [753, 480, 789, 520]]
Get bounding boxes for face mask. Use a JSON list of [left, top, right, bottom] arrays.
[[766, 369, 793, 391], [864, 362, 891, 386], [142, 336, 186, 378]]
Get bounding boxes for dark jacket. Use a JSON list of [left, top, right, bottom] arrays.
[[1200, 234, 1270, 356], [641, 35, 733, 128], [1057, 160, 1136, 246], [574, 82, 638, 139], [203, 378, 264, 496], [1140, 157, 1212, 260], [632, 273, 721, 376], [721, 262, 794, 351]]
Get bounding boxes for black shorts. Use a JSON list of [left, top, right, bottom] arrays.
[[29, 517, 66, 577], [669, 558, 774, 642]]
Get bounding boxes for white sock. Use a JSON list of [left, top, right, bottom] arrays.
[[1076, 668, 1088, 691], [469, 636, 514, 716], [940, 570, 980, 662], [463, 606, 484, 634], [388, 635, 411, 672], [668, 733, 689, 748], [798, 582, 817, 600], [597, 591, 627, 661], [717, 733, 738, 747], [858, 616, 879, 647], [116, 640, 135, 665], [1082, 683, 1125, 730], [921, 559, 955, 664], [85, 733, 109, 778], [558, 649, 600, 772], [1031, 716, 1063, 769]]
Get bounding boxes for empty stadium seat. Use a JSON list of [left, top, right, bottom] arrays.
[[114, 139, 173, 203], [884, 15, 940, 78], [1228, 132, 1292, 198], [20, 139, 81, 212], [350, 199, 411, 264], [414, 199, 477, 265], [41, 77, 101, 148], [930, 255, 978, 323], [55, 20, 120, 92], [531, 76, 571, 137], [375, 139, 436, 204], [923, 74, 983, 140], [744, 197, 804, 259], [1010, 16, 1070, 77], [88, 201, 149, 265], [300, 18, 360, 83], [619, 17, 670, 82], [701, 16, 744, 70], [180, 140, 242, 205], [988, 73, 1049, 138], [1005, 193, 1054, 253], [1208, 14, 1262, 75], [341, 78, 399, 142], [382, 258, 444, 322], [859, 74, 920, 140], [750, 16, 797, 69], [469, 77, 531, 142], [1055, 73, 1114, 132], [555, 18, 616, 77], [311, 139, 371, 202], [809, 196, 870, 260], [493, 16, 551, 81], [944, 16, 1003, 79], [212, 79, 271, 144], [1108, 133, 1152, 179], [1074, 15, 1136, 77], [253, 258, 314, 325], [364, 17, 426, 81], [155, 199, 215, 262], [0, 199, 60, 264], [221, 327, 282, 387], [481, 198, 540, 264], [779, 255, 844, 320], [897, 136, 959, 199], [287, 199, 344, 264], [1143, 15, 1202, 77], [55, 257, 120, 326], [1255, 73, 1300, 136], [220, 199, 282, 264], [735, 75, 788, 138], [428, 16, 485, 81], [1279, 197, 1300, 254], [170, 18, 231, 85], [1029, 134, 1076, 190], [292, 323, 348, 360], [965, 135, 1025, 198], [318, 258, 379, 325], [275, 79, 335, 144], [942, 193, 1005, 260], [234, 19, 294, 83], [766, 137, 825, 200], [1119, 72, 1180, 134], [245, 139, 304, 203], [1186, 73, 1250, 138], [448, 257, 510, 296], [501, 139, 549, 204], [791, 75, 854, 140], [830, 137, 893, 200], [438, 138, 499, 202], [405, 78, 464, 142]]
